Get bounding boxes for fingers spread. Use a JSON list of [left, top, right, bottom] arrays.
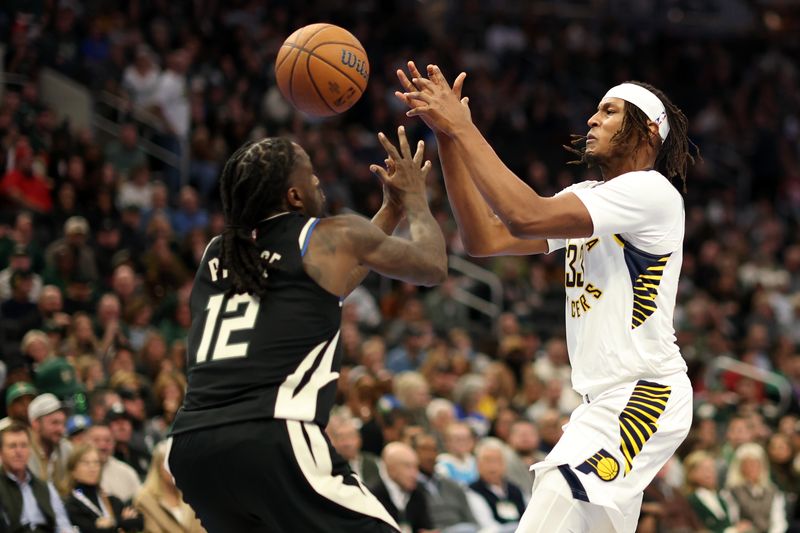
[[413, 140, 425, 165], [396, 69, 416, 92], [407, 61, 424, 80], [377, 132, 401, 161], [427, 64, 448, 87], [453, 72, 467, 98], [397, 126, 412, 159], [370, 164, 389, 182]]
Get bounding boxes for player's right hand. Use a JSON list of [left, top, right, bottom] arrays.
[[395, 61, 471, 133], [370, 126, 431, 199]]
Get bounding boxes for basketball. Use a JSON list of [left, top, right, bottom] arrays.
[[275, 23, 369, 117], [596, 457, 619, 481]]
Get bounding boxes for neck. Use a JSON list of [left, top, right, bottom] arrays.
[[38, 436, 55, 456], [8, 467, 27, 480], [598, 148, 656, 181]]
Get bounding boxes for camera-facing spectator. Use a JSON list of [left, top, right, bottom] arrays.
[[370, 441, 434, 533], [86, 423, 142, 504], [466, 438, 525, 532], [0, 422, 75, 532], [63, 443, 143, 533]]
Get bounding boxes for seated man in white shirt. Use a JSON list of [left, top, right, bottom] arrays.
[[86, 423, 141, 504], [466, 438, 525, 533]]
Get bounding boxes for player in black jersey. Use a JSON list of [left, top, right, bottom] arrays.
[[166, 128, 446, 533]]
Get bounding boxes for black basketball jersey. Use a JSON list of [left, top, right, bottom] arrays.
[[170, 212, 343, 435]]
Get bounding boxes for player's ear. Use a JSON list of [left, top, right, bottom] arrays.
[[286, 186, 304, 210], [646, 120, 660, 142]]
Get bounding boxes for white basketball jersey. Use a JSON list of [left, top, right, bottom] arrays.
[[547, 170, 687, 397]]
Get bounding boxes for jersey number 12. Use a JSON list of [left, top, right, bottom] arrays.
[[195, 293, 260, 363]]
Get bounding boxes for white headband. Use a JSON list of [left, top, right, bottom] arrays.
[[604, 83, 670, 141]]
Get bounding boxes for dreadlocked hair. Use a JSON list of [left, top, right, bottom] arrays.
[[564, 81, 699, 193], [219, 137, 296, 299]]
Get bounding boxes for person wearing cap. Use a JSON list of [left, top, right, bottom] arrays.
[[0, 244, 43, 302], [65, 415, 92, 445], [44, 216, 98, 284], [105, 403, 151, 480], [27, 393, 73, 497], [3, 381, 38, 426], [0, 422, 76, 532], [397, 63, 697, 532]]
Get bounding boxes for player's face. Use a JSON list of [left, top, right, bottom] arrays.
[[289, 144, 326, 218], [585, 97, 626, 162]]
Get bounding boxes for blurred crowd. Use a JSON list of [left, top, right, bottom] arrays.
[[0, 1, 799, 532]]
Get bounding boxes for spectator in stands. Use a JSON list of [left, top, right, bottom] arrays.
[[170, 186, 208, 240], [466, 438, 525, 532], [426, 398, 456, 449], [86, 423, 141, 503], [0, 244, 43, 302], [134, 440, 206, 532], [726, 443, 788, 533], [146, 371, 186, 442], [27, 393, 72, 494], [104, 123, 147, 179], [0, 138, 53, 214], [436, 422, 478, 486], [106, 403, 151, 480], [503, 420, 543, 497], [766, 433, 800, 528], [63, 443, 143, 532], [638, 458, 704, 533], [371, 442, 434, 533], [394, 372, 431, 429], [327, 414, 381, 488], [45, 216, 98, 284], [412, 432, 477, 533], [685, 450, 752, 533], [116, 165, 154, 212], [123, 45, 161, 108], [387, 324, 431, 373], [1, 270, 39, 339], [3, 382, 37, 426], [65, 415, 92, 445], [0, 423, 75, 532], [148, 49, 190, 195]]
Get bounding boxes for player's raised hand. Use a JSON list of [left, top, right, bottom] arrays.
[[370, 126, 431, 199], [395, 62, 471, 136]]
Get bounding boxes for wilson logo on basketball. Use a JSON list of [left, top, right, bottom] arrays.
[[340, 50, 368, 80]]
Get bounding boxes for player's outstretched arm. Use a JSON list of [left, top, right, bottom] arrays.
[[401, 63, 593, 240], [303, 128, 447, 295], [397, 61, 548, 257]]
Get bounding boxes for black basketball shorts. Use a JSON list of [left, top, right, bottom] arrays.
[[168, 419, 399, 533]]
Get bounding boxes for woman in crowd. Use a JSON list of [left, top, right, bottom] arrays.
[[684, 450, 753, 533], [725, 443, 789, 533], [63, 444, 144, 532], [134, 440, 206, 532]]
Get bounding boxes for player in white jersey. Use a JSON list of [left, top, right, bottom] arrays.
[[395, 62, 697, 532]]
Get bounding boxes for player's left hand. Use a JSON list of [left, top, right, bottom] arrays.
[[377, 157, 404, 215], [397, 63, 471, 136]]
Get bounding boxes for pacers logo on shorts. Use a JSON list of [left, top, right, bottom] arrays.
[[577, 449, 620, 482]]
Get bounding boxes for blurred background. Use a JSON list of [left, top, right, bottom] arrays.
[[1, 1, 799, 532]]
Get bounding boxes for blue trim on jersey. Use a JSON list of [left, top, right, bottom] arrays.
[[300, 218, 320, 257]]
